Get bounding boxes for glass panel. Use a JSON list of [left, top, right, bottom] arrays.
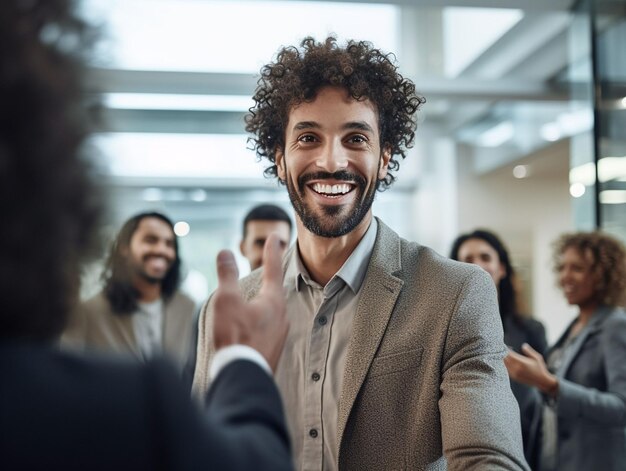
[[595, 1, 626, 242]]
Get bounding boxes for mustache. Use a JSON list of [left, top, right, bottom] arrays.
[[298, 171, 366, 193], [142, 254, 173, 262]]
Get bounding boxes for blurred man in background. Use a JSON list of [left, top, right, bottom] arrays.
[[63, 212, 196, 372], [241, 204, 292, 271]]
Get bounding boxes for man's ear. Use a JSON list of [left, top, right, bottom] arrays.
[[378, 146, 391, 180], [276, 148, 286, 182], [239, 239, 246, 257]]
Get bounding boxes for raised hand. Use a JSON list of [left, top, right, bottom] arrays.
[[504, 343, 559, 396], [212, 233, 289, 372]]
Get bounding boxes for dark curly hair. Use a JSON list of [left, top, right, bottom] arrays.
[[553, 231, 626, 307], [0, 0, 101, 341], [450, 229, 522, 320], [245, 36, 425, 190], [103, 212, 182, 314]]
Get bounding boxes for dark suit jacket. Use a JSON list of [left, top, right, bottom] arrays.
[[503, 315, 547, 464], [0, 341, 292, 471]]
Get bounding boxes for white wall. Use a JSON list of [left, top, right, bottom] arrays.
[[452, 140, 576, 343]]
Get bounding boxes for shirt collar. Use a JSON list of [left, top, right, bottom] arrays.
[[287, 218, 378, 295]]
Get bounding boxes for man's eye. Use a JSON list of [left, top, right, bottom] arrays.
[[348, 135, 367, 144], [298, 134, 317, 143]]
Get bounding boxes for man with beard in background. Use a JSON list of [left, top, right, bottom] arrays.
[[193, 37, 528, 470], [64, 212, 196, 372]]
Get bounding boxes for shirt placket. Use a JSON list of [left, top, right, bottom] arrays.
[[301, 282, 341, 471]]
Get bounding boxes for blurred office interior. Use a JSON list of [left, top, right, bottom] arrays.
[[78, 0, 625, 342]]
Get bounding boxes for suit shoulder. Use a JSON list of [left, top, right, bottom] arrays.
[[80, 291, 108, 309], [75, 291, 114, 321], [603, 307, 626, 332], [399, 239, 485, 284], [169, 291, 197, 312]]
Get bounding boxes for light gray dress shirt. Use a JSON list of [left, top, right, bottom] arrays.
[[276, 218, 377, 471]]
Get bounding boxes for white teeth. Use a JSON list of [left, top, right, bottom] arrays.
[[312, 183, 352, 195]]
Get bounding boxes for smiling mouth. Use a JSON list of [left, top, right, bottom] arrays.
[[310, 182, 354, 198]]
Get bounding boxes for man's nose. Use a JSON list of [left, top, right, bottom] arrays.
[[315, 140, 348, 173], [154, 242, 174, 256]]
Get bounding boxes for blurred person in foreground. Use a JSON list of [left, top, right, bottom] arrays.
[[450, 229, 547, 464], [241, 204, 293, 271], [63, 211, 196, 372], [505, 231, 626, 471], [194, 36, 528, 470], [0, 1, 291, 469]]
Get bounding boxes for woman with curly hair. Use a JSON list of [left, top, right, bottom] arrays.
[[505, 231, 626, 471]]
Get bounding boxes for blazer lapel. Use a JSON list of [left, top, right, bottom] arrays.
[[556, 305, 610, 377], [337, 219, 404, 450]]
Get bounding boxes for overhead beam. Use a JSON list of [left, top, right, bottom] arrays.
[[268, 0, 575, 12], [88, 68, 569, 102]]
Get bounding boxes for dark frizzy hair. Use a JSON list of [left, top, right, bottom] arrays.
[[0, 0, 101, 341], [103, 212, 182, 314], [450, 229, 521, 320], [553, 231, 626, 307], [242, 204, 292, 238], [245, 36, 425, 190]]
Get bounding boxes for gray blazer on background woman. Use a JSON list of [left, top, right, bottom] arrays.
[[505, 231, 626, 471]]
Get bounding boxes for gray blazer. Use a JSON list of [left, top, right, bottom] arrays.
[[193, 219, 528, 470], [63, 291, 196, 371], [540, 305, 626, 471]]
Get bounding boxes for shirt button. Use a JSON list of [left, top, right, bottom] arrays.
[[311, 372, 320, 382], [318, 316, 327, 325], [309, 428, 318, 438]]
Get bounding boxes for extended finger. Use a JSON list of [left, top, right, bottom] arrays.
[[216, 249, 240, 292], [260, 233, 285, 294]]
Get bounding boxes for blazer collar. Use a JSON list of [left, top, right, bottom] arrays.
[[337, 217, 404, 452]]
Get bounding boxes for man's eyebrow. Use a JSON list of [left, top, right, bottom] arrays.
[[292, 121, 321, 131], [292, 121, 375, 133], [343, 121, 375, 133]]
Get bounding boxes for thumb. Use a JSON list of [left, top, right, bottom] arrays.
[[216, 250, 240, 292], [259, 233, 284, 295]]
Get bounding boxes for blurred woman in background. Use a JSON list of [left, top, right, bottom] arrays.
[[505, 231, 626, 471], [451, 229, 547, 464]]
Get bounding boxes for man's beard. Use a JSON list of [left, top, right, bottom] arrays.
[[286, 169, 378, 238]]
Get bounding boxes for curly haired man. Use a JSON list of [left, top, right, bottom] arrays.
[[194, 37, 528, 470]]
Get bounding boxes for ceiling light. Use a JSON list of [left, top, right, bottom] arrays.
[[104, 93, 253, 112], [569, 162, 595, 186], [540, 122, 561, 142], [477, 121, 514, 147], [599, 190, 626, 205], [557, 108, 593, 135], [598, 157, 626, 182], [513, 165, 529, 179], [174, 221, 190, 237], [569, 183, 586, 198], [142, 188, 163, 202], [570, 157, 626, 186], [189, 189, 207, 202]]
